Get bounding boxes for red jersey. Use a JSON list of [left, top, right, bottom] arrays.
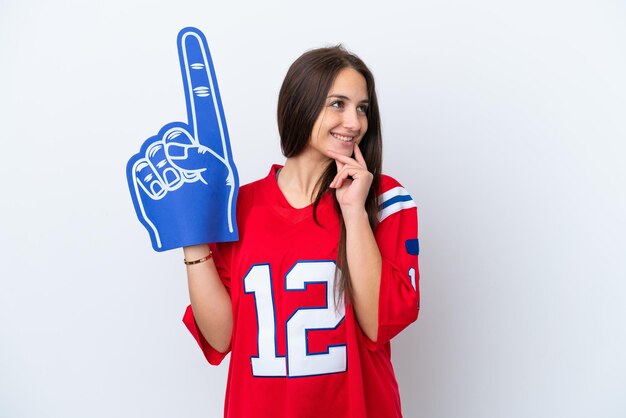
[[183, 165, 419, 418]]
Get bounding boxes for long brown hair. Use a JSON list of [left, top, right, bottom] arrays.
[[277, 45, 382, 301]]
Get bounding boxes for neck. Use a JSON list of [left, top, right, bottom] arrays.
[[278, 153, 330, 208]]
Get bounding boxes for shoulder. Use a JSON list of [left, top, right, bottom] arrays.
[[235, 165, 281, 212], [378, 174, 414, 202], [379, 174, 406, 193], [239, 176, 267, 196], [377, 174, 417, 223], [241, 166, 278, 192]]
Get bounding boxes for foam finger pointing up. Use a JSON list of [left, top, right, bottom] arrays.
[[178, 28, 226, 156]]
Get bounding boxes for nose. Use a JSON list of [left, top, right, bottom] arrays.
[[342, 107, 362, 132]]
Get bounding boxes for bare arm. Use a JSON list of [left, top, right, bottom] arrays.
[[329, 144, 381, 341], [184, 244, 232, 353], [343, 209, 382, 341]]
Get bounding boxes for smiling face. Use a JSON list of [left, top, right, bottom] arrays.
[[305, 67, 369, 161]]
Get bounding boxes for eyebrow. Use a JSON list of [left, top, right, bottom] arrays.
[[327, 94, 369, 103]]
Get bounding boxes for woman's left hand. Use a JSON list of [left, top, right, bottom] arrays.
[[328, 143, 373, 215]]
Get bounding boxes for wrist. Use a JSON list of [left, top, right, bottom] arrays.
[[183, 244, 212, 259], [341, 207, 370, 227]]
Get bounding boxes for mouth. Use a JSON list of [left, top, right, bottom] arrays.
[[331, 132, 356, 142]]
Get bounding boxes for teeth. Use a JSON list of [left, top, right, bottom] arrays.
[[332, 133, 353, 142]]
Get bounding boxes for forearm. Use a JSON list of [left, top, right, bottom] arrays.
[[184, 244, 233, 353], [343, 209, 382, 341]]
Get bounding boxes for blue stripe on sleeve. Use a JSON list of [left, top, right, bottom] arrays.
[[379, 194, 413, 210]]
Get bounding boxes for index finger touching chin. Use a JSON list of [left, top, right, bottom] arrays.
[[353, 142, 367, 167], [332, 155, 345, 173]]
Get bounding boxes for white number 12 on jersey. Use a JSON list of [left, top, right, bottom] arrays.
[[243, 261, 346, 378]]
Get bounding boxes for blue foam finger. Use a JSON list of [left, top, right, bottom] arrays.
[[126, 28, 239, 252], [179, 28, 232, 161]]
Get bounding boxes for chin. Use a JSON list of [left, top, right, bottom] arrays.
[[325, 148, 352, 160], [330, 140, 356, 155]]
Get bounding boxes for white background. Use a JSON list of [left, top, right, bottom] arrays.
[[1, 1, 625, 417]]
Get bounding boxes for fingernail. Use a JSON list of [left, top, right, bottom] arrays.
[[151, 181, 164, 196], [164, 168, 180, 186]]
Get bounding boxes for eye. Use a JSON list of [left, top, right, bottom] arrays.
[[330, 100, 344, 109], [357, 104, 369, 113]]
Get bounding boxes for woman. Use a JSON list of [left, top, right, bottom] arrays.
[[182, 46, 419, 418]]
